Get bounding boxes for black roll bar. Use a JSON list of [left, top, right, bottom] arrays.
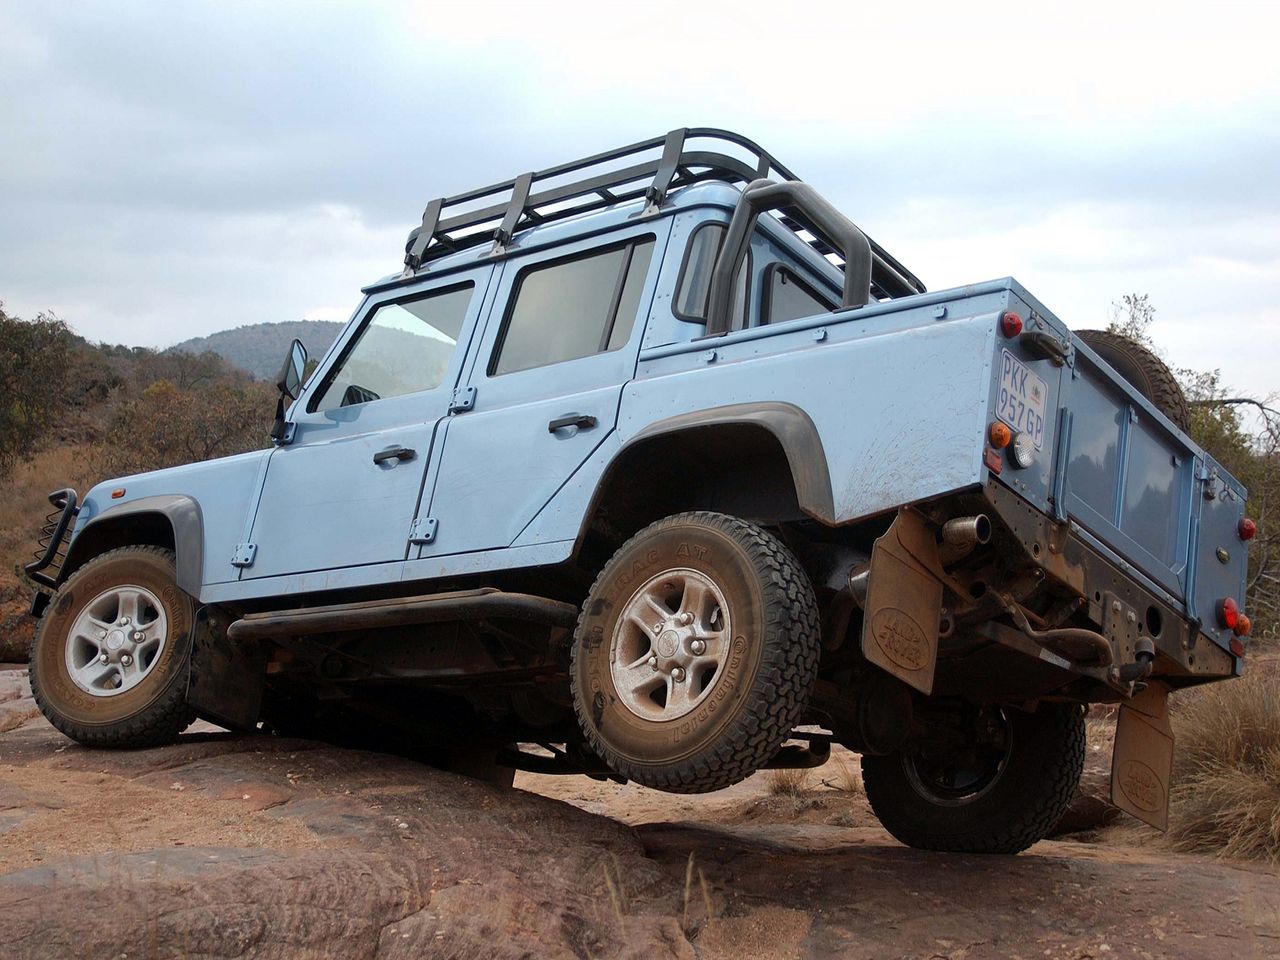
[[705, 179, 874, 336]]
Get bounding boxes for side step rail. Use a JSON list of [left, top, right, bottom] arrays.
[[227, 587, 579, 641]]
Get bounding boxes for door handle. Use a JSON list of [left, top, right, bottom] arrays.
[[373, 445, 416, 465], [548, 414, 597, 433]]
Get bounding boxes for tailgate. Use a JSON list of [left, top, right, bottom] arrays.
[[1054, 337, 1247, 649], [985, 303, 1248, 653]]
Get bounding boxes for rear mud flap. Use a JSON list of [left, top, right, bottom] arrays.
[[860, 509, 943, 695], [1110, 681, 1173, 830]]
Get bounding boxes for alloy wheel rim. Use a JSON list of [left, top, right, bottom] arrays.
[[64, 584, 168, 698], [610, 568, 731, 722]]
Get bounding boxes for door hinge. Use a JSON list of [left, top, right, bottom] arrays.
[[449, 385, 476, 414], [409, 518, 438, 545], [231, 543, 258, 568]]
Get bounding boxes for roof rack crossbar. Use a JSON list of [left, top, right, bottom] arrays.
[[402, 128, 795, 271], [395, 127, 926, 300]]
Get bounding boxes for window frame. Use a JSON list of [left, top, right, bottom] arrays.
[[672, 221, 753, 326], [759, 261, 838, 327], [486, 233, 656, 378], [305, 279, 477, 414]]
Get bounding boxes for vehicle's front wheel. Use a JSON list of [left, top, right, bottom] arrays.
[[571, 511, 821, 793], [30, 546, 195, 748], [861, 701, 1084, 854]]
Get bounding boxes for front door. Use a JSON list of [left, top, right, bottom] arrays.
[[416, 222, 667, 559], [242, 266, 493, 581]]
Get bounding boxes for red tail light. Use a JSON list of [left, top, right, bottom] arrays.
[[1239, 518, 1257, 541], [1000, 311, 1023, 338], [1217, 597, 1239, 631]]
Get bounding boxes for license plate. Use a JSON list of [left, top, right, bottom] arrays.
[[996, 349, 1047, 449]]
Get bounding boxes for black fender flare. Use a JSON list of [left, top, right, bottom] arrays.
[[594, 400, 835, 526], [62, 495, 205, 597]]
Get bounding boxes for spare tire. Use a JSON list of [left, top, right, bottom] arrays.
[[1076, 329, 1189, 431]]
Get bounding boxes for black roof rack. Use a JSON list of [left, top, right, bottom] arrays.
[[401, 127, 925, 299]]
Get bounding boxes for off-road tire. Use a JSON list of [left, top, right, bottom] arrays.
[[30, 546, 195, 748], [1076, 329, 1190, 431], [861, 702, 1085, 854], [571, 511, 821, 794]]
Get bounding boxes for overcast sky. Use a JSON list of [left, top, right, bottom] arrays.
[[2, 0, 1277, 398]]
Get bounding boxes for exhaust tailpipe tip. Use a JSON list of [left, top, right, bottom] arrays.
[[941, 515, 992, 548]]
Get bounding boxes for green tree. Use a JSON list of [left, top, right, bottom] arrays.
[[0, 304, 73, 478], [1107, 293, 1156, 347]]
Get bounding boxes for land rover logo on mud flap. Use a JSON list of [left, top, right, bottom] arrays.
[[869, 608, 929, 672], [1117, 759, 1165, 812]]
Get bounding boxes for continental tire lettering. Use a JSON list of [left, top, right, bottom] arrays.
[[869, 608, 929, 672], [673, 635, 749, 741], [1117, 759, 1165, 813]]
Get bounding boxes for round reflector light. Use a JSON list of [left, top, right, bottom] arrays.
[[1239, 518, 1257, 541], [989, 422, 1012, 448], [1235, 613, 1252, 638], [1000, 311, 1024, 337]]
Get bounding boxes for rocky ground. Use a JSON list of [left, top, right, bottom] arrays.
[[2, 664, 1278, 960]]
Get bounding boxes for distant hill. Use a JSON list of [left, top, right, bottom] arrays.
[[171, 320, 344, 380]]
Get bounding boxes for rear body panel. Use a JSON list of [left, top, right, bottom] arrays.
[[986, 284, 1247, 655]]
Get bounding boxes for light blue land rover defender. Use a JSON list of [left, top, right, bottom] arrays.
[[25, 129, 1255, 853]]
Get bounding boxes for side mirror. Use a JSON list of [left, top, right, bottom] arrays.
[[271, 339, 308, 444], [276, 338, 309, 400]]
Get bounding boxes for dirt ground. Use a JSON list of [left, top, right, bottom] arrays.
[[2, 664, 1278, 959]]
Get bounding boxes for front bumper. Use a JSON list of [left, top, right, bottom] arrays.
[[25, 487, 78, 617]]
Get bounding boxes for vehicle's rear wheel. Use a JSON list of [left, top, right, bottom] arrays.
[[30, 546, 195, 748], [1076, 329, 1190, 431], [861, 701, 1084, 854], [571, 511, 821, 793]]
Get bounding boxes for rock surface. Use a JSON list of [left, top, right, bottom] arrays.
[[2, 666, 1278, 959]]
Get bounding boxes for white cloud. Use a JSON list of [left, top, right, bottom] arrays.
[[0, 0, 1277, 399]]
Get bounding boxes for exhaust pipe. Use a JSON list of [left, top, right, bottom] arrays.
[[848, 515, 991, 610], [941, 515, 992, 549]]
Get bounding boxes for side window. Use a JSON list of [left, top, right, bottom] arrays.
[[674, 223, 749, 327], [312, 283, 473, 412], [762, 265, 836, 326], [491, 237, 654, 376]]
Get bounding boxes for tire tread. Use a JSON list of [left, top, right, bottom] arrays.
[[571, 511, 821, 794], [29, 545, 195, 749]]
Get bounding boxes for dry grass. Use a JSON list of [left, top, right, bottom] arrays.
[[0, 442, 94, 572], [1165, 671, 1280, 863], [820, 754, 862, 794], [765, 767, 812, 797]]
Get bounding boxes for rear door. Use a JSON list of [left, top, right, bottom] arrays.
[[241, 267, 492, 580], [415, 222, 667, 558]]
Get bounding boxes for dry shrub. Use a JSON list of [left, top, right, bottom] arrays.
[[1166, 673, 1280, 862], [821, 754, 862, 794], [766, 767, 812, 797]]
